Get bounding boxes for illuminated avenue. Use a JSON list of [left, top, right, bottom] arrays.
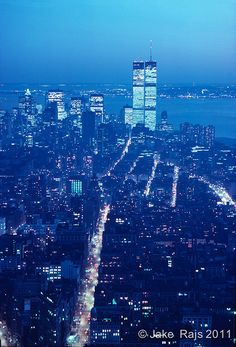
[[68, 204, 110, 347], [144, 153, 160, 197], [68, 137, 132, 346], [198, 177, 236, 208], [171, 165, 180, 208]]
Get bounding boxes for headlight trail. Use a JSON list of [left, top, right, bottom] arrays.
[[190, 176, 236, 208], [144, 153, 160, 197], [125, 155, 140, 181], [0, 320, 17, 347], [107, 137, 131, 176], [67, 204, 110, 347], [171, 166, 179, 208]]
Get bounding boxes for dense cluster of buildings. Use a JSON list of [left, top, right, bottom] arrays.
[[88, 132, 235, 346], [0, 57, 235, 347]]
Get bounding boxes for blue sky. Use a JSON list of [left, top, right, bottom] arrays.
[[0, 0, 235, 84]]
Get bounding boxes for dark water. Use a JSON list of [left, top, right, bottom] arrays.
[[0, 85, 235, 138]]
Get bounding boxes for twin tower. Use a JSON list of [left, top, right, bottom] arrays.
[[132, 54, 157, 131]]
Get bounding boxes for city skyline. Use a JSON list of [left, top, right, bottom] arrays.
[[0, 2, 235, 347], [0, 0, 236, 84]]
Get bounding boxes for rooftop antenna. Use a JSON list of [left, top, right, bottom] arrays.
[[150, 40, 153, 61]]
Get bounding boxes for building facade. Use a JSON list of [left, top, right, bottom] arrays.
[[144, 60, 157, 131], [132, 58, 157, 131], [89, 94, 104, 127], [47, 90, 67, 121], [132, 61, 145, 127]]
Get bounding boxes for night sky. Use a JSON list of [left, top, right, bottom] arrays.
[[0, 0, 236, 84]]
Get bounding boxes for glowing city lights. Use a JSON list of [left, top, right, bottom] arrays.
[[171, 166, 179, 208], [68, 139, 132, 346], [144, 153, 160, 196], [191, 176, 236, 208], [107, 137, 132, 176]]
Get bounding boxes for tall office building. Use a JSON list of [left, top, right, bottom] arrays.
[[204, 125, 215, 148], [82, 111, 96, 146], [43, 102, 58, 124], [144, 60, 157, 131], [0, 111, 11, 148], [68, 177, 83, 196], [47, 90, 67, 121], [18, 89, 37, 126], [0, 217, 6, 236], [132, 48, 157, 131], [70, 97, 83, 129], [157, 110, 173, 132], [122, 105, 133, 127], [132, 61, 145, 126], [70, 97, 82, 115], [89, 94, 104, 127]]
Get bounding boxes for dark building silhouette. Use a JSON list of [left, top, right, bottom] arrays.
[[82, 111, 96, 146]]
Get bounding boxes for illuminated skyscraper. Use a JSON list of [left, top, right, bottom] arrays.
[[0, 111, 10, 149], [69, 178, 83, 196], [25, 134, 33, 147], [132, 46, 157, 131], [122, 105, 133, 127], [18, 89, 37, 126], [132, 61, 145, 126], [70, 97, 82, 116], [144, 59, 157, 131], [89, 94, 104, 127], [47, 90, 67, 121], [70, 97, 83, 129], [0, 217, 6, 236], [204, 125, 215, 148]]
